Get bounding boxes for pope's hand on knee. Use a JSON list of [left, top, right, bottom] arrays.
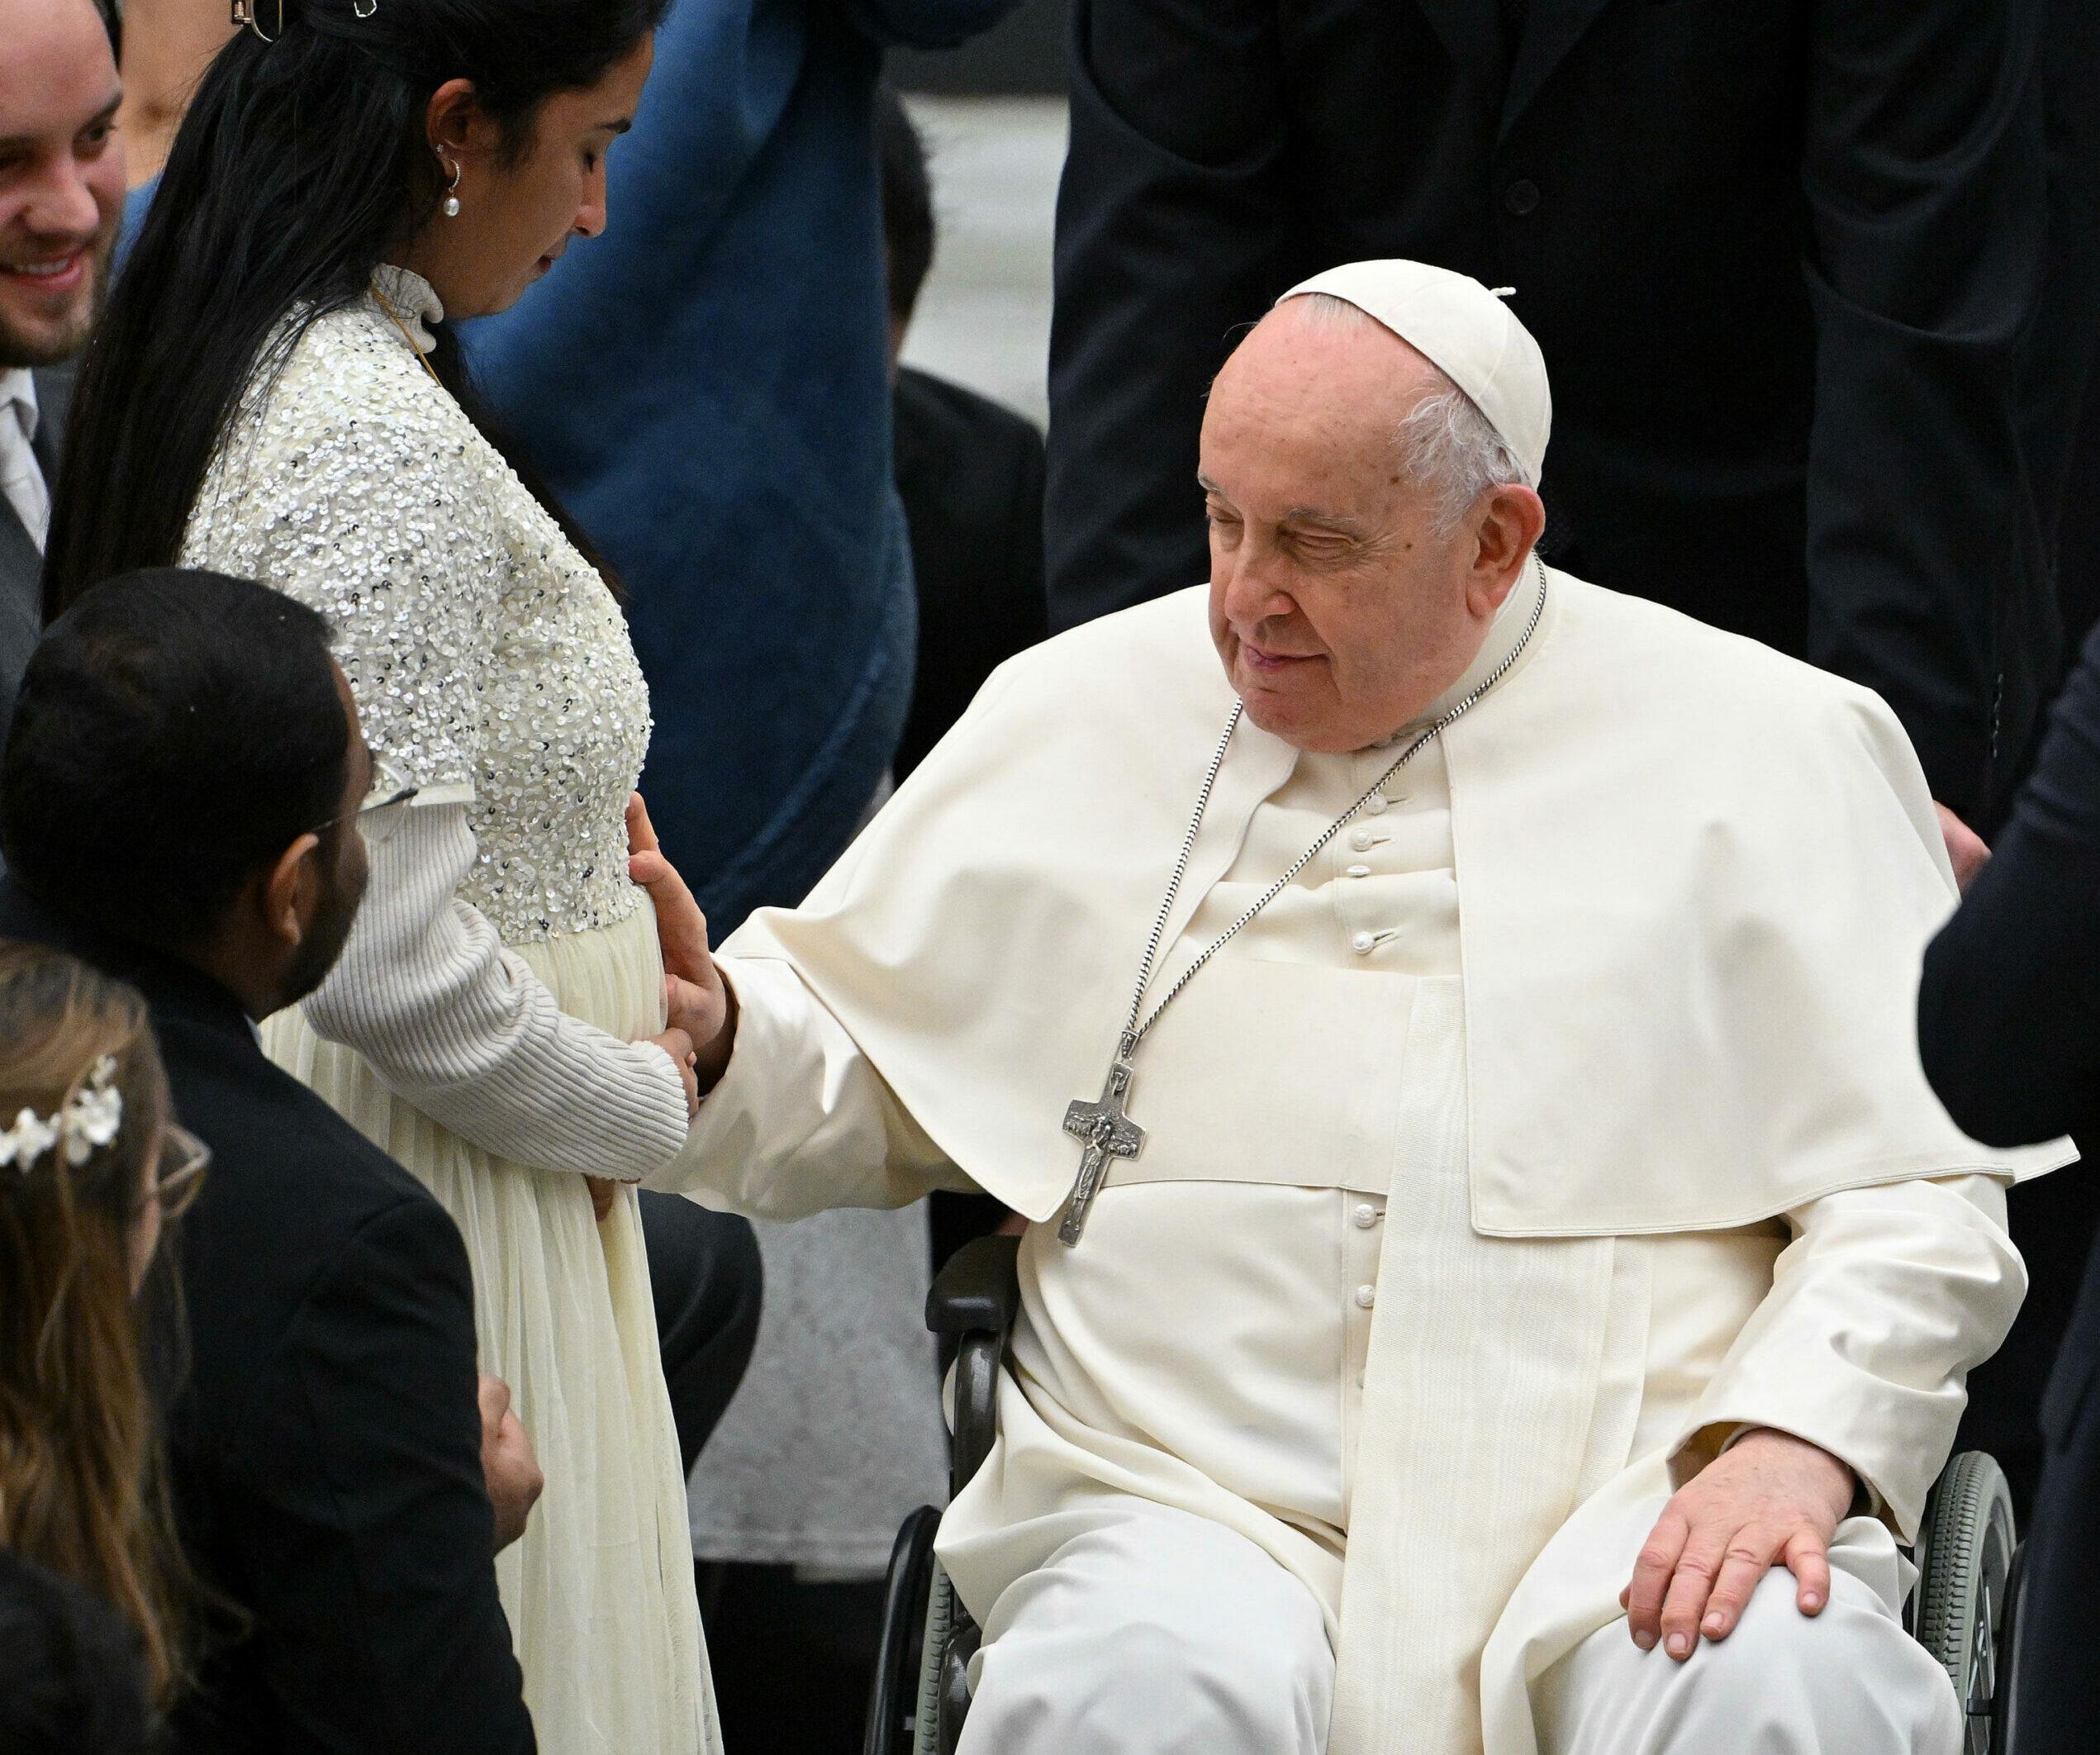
[[1620, 1429, 1855, 1661]]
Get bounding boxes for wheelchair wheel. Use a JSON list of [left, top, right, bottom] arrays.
[[1912, 1451, 2017, 1754], [914, 1560, 957, 1755]]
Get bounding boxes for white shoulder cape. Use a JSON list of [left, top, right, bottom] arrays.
[[723, 572, 2063, 1233]]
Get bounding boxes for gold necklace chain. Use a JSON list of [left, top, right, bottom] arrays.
[[370, 280, 445, 389]]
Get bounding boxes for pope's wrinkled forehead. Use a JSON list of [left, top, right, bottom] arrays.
[[1201, 300, 1450, 485]]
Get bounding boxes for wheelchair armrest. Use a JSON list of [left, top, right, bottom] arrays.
[[929, 1235, 1021, 1498], [927, 1234, 1022, 1344]]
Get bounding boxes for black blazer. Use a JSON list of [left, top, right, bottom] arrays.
[[0, 362, 69, 747], [1917, 625, 2100, 1755], [892, 366, 1049, 778], [1047, 0, 2066, 825], [0, 886, 535, 1755]]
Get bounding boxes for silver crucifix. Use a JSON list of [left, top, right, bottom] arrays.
[[1057, 1042, 1147, 1246]]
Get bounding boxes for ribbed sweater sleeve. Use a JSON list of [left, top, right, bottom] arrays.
[[302, 800, 691, 1179]]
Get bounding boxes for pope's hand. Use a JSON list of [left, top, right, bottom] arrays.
[[1936, 803, 1990, 892], [478, 1374, 544, 1553], [1620, 1428, 1855, 1661], [628, 794, 738, 1091]]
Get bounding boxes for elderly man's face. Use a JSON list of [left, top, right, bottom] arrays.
[[0, 0, 123, 368], [1201, 304, 1522, 754]]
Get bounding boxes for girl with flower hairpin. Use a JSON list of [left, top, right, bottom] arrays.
[[0, 940, 207, 1723]]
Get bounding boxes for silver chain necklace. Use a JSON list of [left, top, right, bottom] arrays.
[[1055, 557, 1548, 1245]]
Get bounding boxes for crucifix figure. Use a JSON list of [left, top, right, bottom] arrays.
[[1058, 1045, 1147, 1246]]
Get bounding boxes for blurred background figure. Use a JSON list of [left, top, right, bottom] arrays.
[[1919, 611, 2100, 1755], [0, 941, 197, 1738], [1044, 0, 2096, 1512], [0, 0, 123, 748], [880, 86, 1047, 784], [111, 0, 230, 189]]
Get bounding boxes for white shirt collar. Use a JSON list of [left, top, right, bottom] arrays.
[[369, 264, 445, 354]]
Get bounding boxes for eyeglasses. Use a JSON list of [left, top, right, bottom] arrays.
[[141, 1125, 211, 1223], [313, 761, 420, 841]]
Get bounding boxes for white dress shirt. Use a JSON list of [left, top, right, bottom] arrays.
[[0, 369, 50, 552]]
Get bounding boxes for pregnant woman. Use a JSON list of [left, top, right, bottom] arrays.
[[46, 2, 715, 1746]]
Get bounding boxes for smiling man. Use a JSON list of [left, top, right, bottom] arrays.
[[649, 259, 2065, 1755], [0, 0, 121, 741]]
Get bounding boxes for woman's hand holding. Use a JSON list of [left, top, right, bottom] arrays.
[[648, 1023, 701, 1116]]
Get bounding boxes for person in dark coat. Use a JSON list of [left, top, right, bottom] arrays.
[[0, 1548, 154, 1755], [1919, 615, 2100, 1755], [878, 88, 1048, 781], [1046, 0, 2066, 861], [0, 568, 539, 1754]]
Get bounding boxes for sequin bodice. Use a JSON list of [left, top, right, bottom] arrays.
[[182, 268, 651, 943]]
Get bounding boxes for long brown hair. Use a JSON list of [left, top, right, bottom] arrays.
[[0, 942, 196, 1708]]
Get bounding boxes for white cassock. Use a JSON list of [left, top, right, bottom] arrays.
[[654, 568, 2066, 1754]]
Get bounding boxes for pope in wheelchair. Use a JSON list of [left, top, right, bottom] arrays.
[[641, 261, 2067, 1754]]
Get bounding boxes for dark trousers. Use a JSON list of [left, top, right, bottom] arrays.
[[2012, 1227, 2100, 1754], [638, 1191, 763, 1475]]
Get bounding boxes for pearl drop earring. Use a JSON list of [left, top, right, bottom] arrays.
[[441, 155, 463, 218]]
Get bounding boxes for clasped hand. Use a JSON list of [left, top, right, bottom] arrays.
[[625, 795, 735, 1099], [1620, 1427, 1855, 1659]]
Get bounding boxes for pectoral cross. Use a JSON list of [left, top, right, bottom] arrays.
[[1057, 1040, 1147, 1246]]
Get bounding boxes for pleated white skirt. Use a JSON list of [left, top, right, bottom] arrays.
[[265, 905, 718, 1755]]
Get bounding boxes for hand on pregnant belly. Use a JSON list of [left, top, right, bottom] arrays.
[[627, 793, 735, 1092]]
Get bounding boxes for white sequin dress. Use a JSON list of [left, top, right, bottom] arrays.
[[182, 266, 718, 1754]]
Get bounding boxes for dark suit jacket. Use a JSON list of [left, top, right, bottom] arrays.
[[0, 885, 535, 1755], [1917, 621, 2100, 1751], [1047, 0, 2065, 825], [0, 362, 70, 746], [892, 366, 1049, 778]]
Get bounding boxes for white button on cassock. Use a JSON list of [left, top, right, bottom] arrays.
[[1352, 1203, 1379, 1229], [1351, 931, 1376, 955], [1345, 863, 1372, 879], [1354, 1285, 1376, 1310], [1350, 826, 1376, 851], [1363, 794, 1389, 816]]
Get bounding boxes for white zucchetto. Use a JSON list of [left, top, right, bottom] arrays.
[[1278, 259, 1552, 486]]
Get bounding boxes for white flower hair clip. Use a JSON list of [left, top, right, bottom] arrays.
[[0, 1056, 124, 1175]]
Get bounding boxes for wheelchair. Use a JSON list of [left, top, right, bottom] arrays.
[[866, 1235, 2026, 1755]]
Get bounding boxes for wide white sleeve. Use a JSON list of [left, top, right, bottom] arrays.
[[303, 801, 691, 1178], [646, 955, 972, 1215], [1670, 1174, 2024, 1540]]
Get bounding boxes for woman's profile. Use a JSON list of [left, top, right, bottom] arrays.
[[47, 2, 716, 1744]]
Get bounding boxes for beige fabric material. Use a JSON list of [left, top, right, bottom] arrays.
[[658, 576, 2037, 1753], [1536, 1508, 1960, 1755], [698, 575, 2063, 1234]]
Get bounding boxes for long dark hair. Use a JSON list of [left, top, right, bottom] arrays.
[[43, 0, 668, 616]]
